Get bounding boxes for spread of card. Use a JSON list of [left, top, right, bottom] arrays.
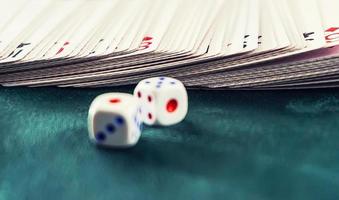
[[0, 0, 339, 89]]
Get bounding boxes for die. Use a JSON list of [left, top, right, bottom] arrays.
[[88, 93, 143, 148], [133, 77, 188, 126]]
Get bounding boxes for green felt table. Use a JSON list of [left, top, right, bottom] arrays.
[[1, 87, 339, 200]]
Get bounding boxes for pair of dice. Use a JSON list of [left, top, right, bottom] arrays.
[[88, 77, 188, 148]]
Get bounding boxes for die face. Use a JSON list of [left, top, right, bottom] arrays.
[[91, 112, 130, 147], [90, 93, 136, 113], [135, 77, 188, 126], [134, 84, 157, 125], [88, 93, 142, 147], [156, 83, 188, 126]]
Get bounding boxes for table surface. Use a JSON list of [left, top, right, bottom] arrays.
[[1, 87, 339, 200]]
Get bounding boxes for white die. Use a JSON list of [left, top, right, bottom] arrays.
[[88, 93, 142, 148], [134, 77, 188, 126]]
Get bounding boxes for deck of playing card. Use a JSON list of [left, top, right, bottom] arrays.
[[0, 0, 338, 89]]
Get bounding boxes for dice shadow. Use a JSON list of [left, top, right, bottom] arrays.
[[96, 119, 267, 183]]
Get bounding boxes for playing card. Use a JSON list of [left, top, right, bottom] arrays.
[[131, 0, 180, 55], [317, 0, 339, 46], [94, 0, 145, 56], [23, 0, 90, 61], [221, 0, 250, 56], [0, 0, 52, 60], [0, 0, 28, 34], [0, 0, 84, 63], [107, 0, 150, 54], [1, 0, 339, 90], [240, 0, 260, 53], [286, 0, 326, 49], [51, 0, 117, 59]]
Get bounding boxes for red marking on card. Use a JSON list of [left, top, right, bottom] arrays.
[[137, 91, 142, 98], [109, 98, 121, 103], [141, 45, 151, 49], [143, 36, 153, 41], [148, 113, 153, 120], [56, 41, 70, 55], [142, 42, 152, 46], [139, 36, 153, 50], [326, 34, 339, 43], [325, 27, 339, 43], [140, 41, 152, 50], [326, 27, 339, 32], [166, 99, 178, 113], [56, 48, 64, 55], [148, 95, 152, 102]]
